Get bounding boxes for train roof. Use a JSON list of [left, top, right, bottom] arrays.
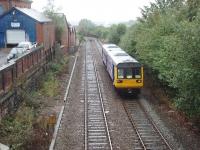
[[102, 44, 123, 52], [102, 44, 119, 49], [102, 43, 140, 67]]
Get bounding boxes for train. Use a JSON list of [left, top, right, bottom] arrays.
[[102, 44, 144, 94]]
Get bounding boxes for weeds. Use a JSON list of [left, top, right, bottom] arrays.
[[0, 46, 69, 149], [0, 104, 34, 149]]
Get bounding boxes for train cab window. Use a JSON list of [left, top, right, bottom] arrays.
[[118, 69, 124, 79], [126, 68, 133, 79], [133, 68, 141, 79]]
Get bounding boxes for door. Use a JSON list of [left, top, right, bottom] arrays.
[[6, 30, 26, 44]]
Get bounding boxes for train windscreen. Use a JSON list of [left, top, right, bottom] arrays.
[[117, 67, 141, 79]]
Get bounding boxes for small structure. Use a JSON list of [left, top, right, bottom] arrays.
[[68, 25, 76, 48], [0, 7, 55, 50], [58, 13, 69, 50]]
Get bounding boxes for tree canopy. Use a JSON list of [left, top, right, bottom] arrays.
[[43, 0, 65, 43], [120, 0, 200, 117]]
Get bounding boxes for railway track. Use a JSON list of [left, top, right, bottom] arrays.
[[51, 38, 174, 150], [84, 40, 113, 150], [91, 38, 173, 150], [122, 99, 173, 150]]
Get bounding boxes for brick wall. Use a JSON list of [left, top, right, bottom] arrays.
[[0, 0, 32, 12]]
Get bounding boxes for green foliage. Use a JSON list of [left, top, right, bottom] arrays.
[[77, 19, 108, 42], [0, 105, 34, 149], [40, 72, 59, 97], [43, 0, 64, 43], [108, 24, 126, 44], [120, 0, 200, 117], [41, 48, 68, 97], [77, 19, 96, 36], [187, 0, 200, 21]]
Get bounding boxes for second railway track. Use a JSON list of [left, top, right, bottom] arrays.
[[84, 40, 113, 150], [92, 38, 173, 150], [122, 99, 173, 150]]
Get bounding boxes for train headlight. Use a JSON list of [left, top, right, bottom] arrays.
[[117, 80, 123, 83], [136, 80, 142, 83]]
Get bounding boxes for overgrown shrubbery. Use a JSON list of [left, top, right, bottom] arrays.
[[0, 105, 34, 149], [0, 46, 69, 149], [119, 0, 200, 117]]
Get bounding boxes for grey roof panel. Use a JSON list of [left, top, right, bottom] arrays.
[[16, 7, 52, 23], [102, 43, 139, 66]]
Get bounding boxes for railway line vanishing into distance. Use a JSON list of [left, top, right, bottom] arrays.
[[51, 37, 174, 150], [84, 40, 113, 150]]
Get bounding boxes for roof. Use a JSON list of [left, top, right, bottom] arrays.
[[102, 43, 140, 66], [102, 44, 118, 49], [15, 7, 52, 23]]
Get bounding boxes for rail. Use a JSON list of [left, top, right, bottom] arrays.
[[49, 52, 78, 150], [123, 100, 173, 150], [84, 39, 113, 150]]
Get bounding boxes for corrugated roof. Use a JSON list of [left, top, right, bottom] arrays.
[[16, 7, 52, 23]]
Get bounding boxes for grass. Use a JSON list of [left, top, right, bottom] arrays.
[[0, 47, 69, 149]]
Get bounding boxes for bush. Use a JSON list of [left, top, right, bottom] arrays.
[[119, 1, 200, 117]]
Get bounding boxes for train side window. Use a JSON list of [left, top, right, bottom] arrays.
[[125, 68, 133, 79], [118, 68, 124, 79], [134, 68, 141, 79]]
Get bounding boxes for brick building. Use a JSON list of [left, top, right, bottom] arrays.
[[0, 0, 55, 50], [0, 0, 32, 15]]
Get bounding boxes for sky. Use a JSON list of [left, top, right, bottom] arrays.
[[32, 0, 155, 26]]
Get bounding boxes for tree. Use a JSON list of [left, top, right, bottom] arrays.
[[108, 24, 126, 44], [120, 0, 200, 117], [187, 0, 200, 21], [43, 0, 64, 43], [77, 19, 96, 37]]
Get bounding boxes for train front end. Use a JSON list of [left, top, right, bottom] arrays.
[[113, 62, 144, 94]]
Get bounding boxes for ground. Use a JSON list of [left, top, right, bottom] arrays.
[[142, 71, 200, 150], [1, 39, 200, 149]]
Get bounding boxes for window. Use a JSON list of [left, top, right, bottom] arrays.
[[118, 68, 141, 79], [118, 69, 124, 79], [133, 68, 141, 79], [126, 68, 133, 79]]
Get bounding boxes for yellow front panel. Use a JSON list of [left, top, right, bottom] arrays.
[[113, 66, 144, 89]]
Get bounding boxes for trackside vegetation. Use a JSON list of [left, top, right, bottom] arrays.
[[77, 0, 200, 118], [0, 46, 69, 149], [120, 0, 200, 118]]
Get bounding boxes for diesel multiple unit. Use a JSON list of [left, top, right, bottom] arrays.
[[102, 44, 144, 94]]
